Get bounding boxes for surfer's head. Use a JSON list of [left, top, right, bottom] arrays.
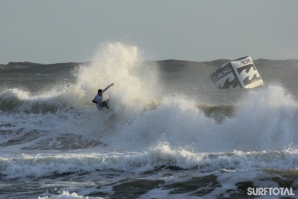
[[98, 89, 103, 96]]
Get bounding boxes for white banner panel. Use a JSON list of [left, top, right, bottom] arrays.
[[210, 56, 263, 89]]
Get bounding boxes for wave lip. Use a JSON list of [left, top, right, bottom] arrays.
[[0, 89, 65, 113]]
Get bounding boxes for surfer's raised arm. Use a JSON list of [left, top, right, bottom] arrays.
[[103, 83, 114, 93]]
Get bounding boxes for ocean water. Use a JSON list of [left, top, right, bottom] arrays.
[[1, 43, 298, 199]]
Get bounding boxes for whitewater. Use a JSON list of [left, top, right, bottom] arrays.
[[1, 43, 298, 198]]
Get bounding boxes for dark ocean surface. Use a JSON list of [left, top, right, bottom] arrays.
[[1, 43, 298, 198]]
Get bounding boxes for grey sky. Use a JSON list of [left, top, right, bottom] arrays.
[[1, 1, 297, 64]]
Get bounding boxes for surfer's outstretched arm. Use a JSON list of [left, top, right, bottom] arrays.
[[103, 83, 114, 93]]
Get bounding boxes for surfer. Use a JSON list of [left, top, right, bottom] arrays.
[[92, 83, 114, 110]]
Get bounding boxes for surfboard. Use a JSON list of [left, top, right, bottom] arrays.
[[102, 109, 114, 123]]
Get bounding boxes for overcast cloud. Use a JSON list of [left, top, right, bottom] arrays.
[[0, 0, 297, 64]]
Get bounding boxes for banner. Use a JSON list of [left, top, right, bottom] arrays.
[[210, 56, 263, 89]]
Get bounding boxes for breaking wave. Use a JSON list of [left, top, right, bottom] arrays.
[[1, 42, 298, 181], [2, 146, 298, 180]]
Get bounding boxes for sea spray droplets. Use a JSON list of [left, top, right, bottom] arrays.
[[102, 86, 298, 153], [66, 42, 159, 109]]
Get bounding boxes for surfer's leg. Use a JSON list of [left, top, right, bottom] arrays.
[[101, 101, 109, 109], [96, 104, 102, 110]]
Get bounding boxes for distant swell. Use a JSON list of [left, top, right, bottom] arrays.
[[0, 89, 66, 113]]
